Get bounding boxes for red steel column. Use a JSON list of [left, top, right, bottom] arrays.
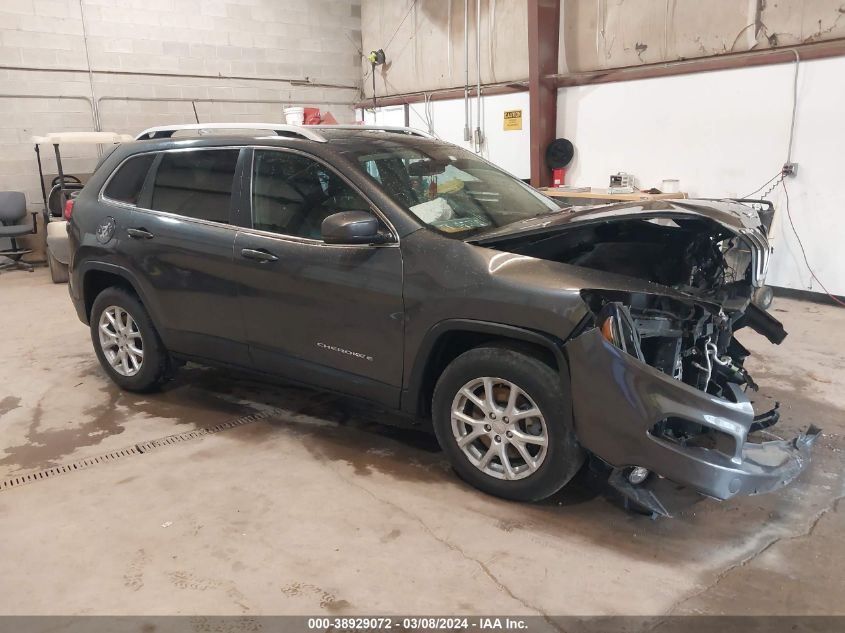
[[527, 0, 560, 188]]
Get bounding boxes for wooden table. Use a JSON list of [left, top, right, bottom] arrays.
[[540, 187, 688, 205]]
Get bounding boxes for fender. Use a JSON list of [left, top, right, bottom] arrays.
[[401, 318, 572, 418]]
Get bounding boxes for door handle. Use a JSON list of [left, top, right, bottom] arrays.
[[241, 248, 278, 263], [127, 228, 154, 239]]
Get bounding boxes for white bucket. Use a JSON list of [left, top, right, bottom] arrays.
[[283, 106, 305, 125]]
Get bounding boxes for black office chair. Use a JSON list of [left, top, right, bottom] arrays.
[[0, 191, 38, 272]]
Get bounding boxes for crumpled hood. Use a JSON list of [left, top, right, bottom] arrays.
[[470, 198, 773, 288], [471, 198, 771, 242]]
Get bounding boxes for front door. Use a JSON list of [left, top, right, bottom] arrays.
[[234, 148, 404, 407]]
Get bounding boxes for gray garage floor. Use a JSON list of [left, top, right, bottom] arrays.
[[0, 267, 843, 616]]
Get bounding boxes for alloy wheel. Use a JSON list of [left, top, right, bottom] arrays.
[[450, 377, 548, 480], [98, 305, 144, 377]]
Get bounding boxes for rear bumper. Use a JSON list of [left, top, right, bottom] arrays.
[[67, 263, 87, 325], [70, 284, 87, 325], [566, 329, 820, 504]]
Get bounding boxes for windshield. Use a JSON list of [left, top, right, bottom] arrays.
[[347, 141, 561, 236]]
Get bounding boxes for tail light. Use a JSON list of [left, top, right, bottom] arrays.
[[63, 198, 74, 220]]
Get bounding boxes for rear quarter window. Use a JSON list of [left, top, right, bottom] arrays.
[[149, 149, 239, 224], [103, 153, 155, 205]]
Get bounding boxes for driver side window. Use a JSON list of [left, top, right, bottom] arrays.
[[251, 150, 373, 240]]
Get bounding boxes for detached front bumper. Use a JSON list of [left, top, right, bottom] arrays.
[[565, 329, 820, 509]]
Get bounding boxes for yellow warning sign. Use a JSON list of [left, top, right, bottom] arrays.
[[503, 109, 522, 131]]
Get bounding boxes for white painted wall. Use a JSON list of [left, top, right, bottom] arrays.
[[361, 91, 532, 179], [361, 0, 529, 97], [1, 0, 362, 259], [557, 56, 845, 296], [364, 55, 845, 296]]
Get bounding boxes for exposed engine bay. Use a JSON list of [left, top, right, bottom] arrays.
[[467, 198, 819, 515], [491, 214, 762, 303], [578, 292, 784, 446]]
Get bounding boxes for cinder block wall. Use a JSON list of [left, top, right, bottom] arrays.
[[0, 0, 362, 260]]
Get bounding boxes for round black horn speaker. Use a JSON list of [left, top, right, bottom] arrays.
[[546, 138, 574, 169]]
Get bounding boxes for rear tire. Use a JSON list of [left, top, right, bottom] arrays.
[[432, 346, 584, 502], [90, 287, 168, 392], [47, 251, 69, 283]]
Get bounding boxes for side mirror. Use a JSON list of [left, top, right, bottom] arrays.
[[321, 211, 385, 245]]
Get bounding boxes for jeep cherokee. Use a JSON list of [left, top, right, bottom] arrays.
[[66, 123, 819, 515]]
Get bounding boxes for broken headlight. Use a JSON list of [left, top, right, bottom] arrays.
[[597, 302, 645, 362]]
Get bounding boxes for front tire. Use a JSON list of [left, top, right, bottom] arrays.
[[90, 287, 168, 392], [432, 346, 584, 502]]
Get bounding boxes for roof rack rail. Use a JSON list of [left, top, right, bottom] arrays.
[[134, 122, 328, 143], [314, 125, 435, 139]]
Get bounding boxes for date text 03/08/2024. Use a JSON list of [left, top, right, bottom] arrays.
[[307, 617, 529, 630]]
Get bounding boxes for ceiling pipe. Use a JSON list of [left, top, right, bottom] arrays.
[[77, 0, 101, 134], [0, 65, 358, 91], [0, 94, 96, 129], [474, 0, 483, 152], [549, 38, 845, 88], [463, 0, 471, 141], [352, 80, 526, 110]]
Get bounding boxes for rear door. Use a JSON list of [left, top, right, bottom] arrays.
[[233, 147, 404, 407], [118, 147, 249, 365]]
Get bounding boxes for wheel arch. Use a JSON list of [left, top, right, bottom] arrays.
[[79, 262, 162, 330], [402, 319, 571, 419]]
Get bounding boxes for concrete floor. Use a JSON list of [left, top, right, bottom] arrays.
[[0, 267, 843, 616]]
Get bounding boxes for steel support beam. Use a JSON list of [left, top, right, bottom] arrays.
[[551, 38, 845, 87], [527, 0, 560, 188]]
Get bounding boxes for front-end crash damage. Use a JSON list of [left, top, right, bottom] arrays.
[[566, 309, 819, 516], [475, 199, 821, 515]]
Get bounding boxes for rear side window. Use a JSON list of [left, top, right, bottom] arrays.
[[103, 154, 155, 205], [150, 149, 239, 224]]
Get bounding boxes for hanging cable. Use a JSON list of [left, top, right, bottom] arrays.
[[740, 172, 782, 199], [759, 174, 785, 199], [781, 181, 845, 307], [741, 50, 801, 198], [474, 0, 483, 152], [785, 49, 800, 165], [384, 0, 419, 53], [779, 50, 841, 305], [737, 49, 841, 306], [488, 0, 497, 83], [425, 93, 436, 136], [464, 0, 471, 142], [363, 0, 418, 116]]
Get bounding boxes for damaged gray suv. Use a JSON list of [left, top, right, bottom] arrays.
[[67, 123, 819, 516]]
